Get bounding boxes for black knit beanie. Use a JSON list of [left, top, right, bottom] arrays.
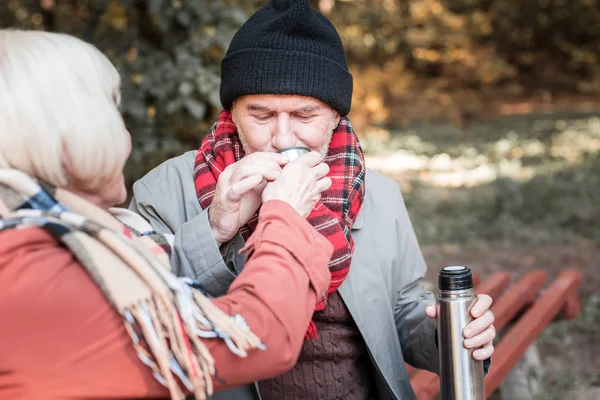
[[220, 0, 353, 116]]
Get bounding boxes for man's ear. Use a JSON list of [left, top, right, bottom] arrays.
[[230, 102, 239, 127], [333, 111, 342, 126]]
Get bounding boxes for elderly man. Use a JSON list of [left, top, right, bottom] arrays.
[[129, 0, 495, 399]]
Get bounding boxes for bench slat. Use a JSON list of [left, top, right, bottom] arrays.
[[491, 269, 547, 329], [483, 269, 581, 397]]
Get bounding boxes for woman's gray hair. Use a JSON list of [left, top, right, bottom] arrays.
[[0, 29, 128, 192]]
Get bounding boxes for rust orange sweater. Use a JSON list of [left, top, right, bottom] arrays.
[[0, 200, 332, 399]]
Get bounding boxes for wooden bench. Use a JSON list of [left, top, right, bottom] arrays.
[[407, 269, 582, 399]]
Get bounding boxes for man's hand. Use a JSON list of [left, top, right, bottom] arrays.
[[426, 294, 496, 361], [262, 151, 331, 218], [209, 152, 288, 246]]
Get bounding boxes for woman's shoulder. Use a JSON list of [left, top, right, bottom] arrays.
[[0, 226, 58, 252], [0, 227, 73, 274]]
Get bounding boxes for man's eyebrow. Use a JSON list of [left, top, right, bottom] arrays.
[[246, 104, 271, 112], [295, 105, 321, 113]]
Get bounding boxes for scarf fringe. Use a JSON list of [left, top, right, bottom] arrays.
[[122, 284, 266, 400], [98, 228, 267, 398]]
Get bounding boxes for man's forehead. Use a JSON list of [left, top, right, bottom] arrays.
[[236, 94, 330, 113]]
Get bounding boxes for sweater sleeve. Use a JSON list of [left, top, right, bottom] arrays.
[[0, 200, 332, 399]]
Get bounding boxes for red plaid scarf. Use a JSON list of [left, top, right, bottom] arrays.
[[194, 110, 365, 339]]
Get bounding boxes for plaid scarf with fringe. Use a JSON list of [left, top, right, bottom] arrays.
[[193, 110, 366, 339], [0, 169, 266, 400]]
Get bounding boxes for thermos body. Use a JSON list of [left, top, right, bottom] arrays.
[[437, 266, 485, 400]]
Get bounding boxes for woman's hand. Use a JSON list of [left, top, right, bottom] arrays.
[[262, 151, 331, 218]]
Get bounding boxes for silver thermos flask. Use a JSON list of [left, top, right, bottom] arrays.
[[437, 265, 485, 400]]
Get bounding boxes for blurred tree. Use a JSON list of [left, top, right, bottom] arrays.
[[1, 0, 248, 186], [3, 0, 600, 182], [488, 0, 600, 93], [317, 0, 600, 129]]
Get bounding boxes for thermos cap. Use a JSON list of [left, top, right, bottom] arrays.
[[277, 146, 311, 161], [438, 265, 474, 291]]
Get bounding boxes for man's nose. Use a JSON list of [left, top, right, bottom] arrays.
[[272, 114, 298, 150]]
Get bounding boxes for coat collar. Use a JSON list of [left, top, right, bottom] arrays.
[[352, 209, 364, 230]]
